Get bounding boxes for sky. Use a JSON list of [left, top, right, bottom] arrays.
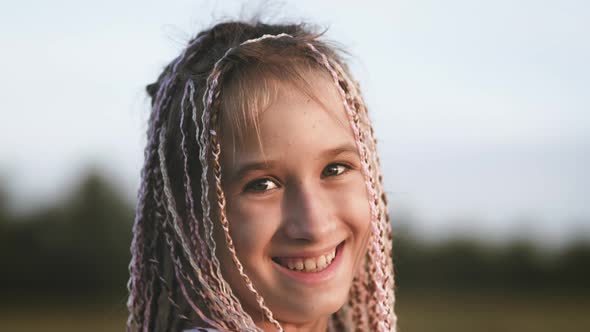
[[1, 0, 589, 244]]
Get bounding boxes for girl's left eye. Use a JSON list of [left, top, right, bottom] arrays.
[[321, 163, 350, 178]]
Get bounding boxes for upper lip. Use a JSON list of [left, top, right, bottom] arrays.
[[271, 240, 344, 259]]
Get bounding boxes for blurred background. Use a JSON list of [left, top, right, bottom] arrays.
[[1, 0, 588, 331]]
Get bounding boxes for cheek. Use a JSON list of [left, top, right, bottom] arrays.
[[225, 197, 281, 261], [213, 197, 281, 313], [336, 176, 372, 233]]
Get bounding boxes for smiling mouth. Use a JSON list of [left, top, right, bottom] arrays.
[[272, 242, 343, 273]]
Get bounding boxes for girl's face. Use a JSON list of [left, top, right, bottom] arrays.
[[216, 75, 371, 328]]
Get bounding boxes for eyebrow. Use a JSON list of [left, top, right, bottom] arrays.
[[230, 160, 279, 182], [229, 142, 359, 181], [323, 143, 359, 158]]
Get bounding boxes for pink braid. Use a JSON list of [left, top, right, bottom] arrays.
[[185, 81, 253, 327], [302, 42, 393, 331], [159, 126, 259, 331], [330, 59, 397, 326]]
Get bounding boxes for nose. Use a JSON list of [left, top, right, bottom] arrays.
[[281, 180, 336, 242]]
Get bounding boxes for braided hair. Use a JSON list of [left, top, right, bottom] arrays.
[[127, 20, 397, 332]]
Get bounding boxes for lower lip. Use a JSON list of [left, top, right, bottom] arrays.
[[272, 242, 345, 285]]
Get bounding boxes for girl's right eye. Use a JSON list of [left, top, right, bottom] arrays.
[[244, 178, 279, 193]]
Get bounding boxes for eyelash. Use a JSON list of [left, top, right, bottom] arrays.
[[243, 163, 352, 193], [321, 163, 351, 178], [244, 178, 279, 193]]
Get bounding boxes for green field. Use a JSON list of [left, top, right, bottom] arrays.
[[1, 291, 588, 332], [396, 290, 590, 332]]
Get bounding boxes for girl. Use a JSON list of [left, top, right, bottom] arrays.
[[127, 20, 397, 332]]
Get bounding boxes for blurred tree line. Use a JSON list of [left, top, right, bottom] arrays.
[[0, 171, 133, 300], [0, 170, 588, 302]]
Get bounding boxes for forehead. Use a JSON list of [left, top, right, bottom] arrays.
[[219, 74, 354, 168], [219, 70, 350, 150], [260, 76, 350, 140]]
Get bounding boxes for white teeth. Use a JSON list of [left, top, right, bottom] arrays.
[[295, 261, 304, 271], [317, 255, 327, 269], [304, 258, 316, 271], [276, 247, 338, 272]]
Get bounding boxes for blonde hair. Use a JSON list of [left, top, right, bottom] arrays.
[[127, 21, 396, 332]]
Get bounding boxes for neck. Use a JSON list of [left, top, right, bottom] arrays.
[[255, 316, 329, 332]]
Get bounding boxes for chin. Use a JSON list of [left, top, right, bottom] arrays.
[[269, 287, 349, 324]]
